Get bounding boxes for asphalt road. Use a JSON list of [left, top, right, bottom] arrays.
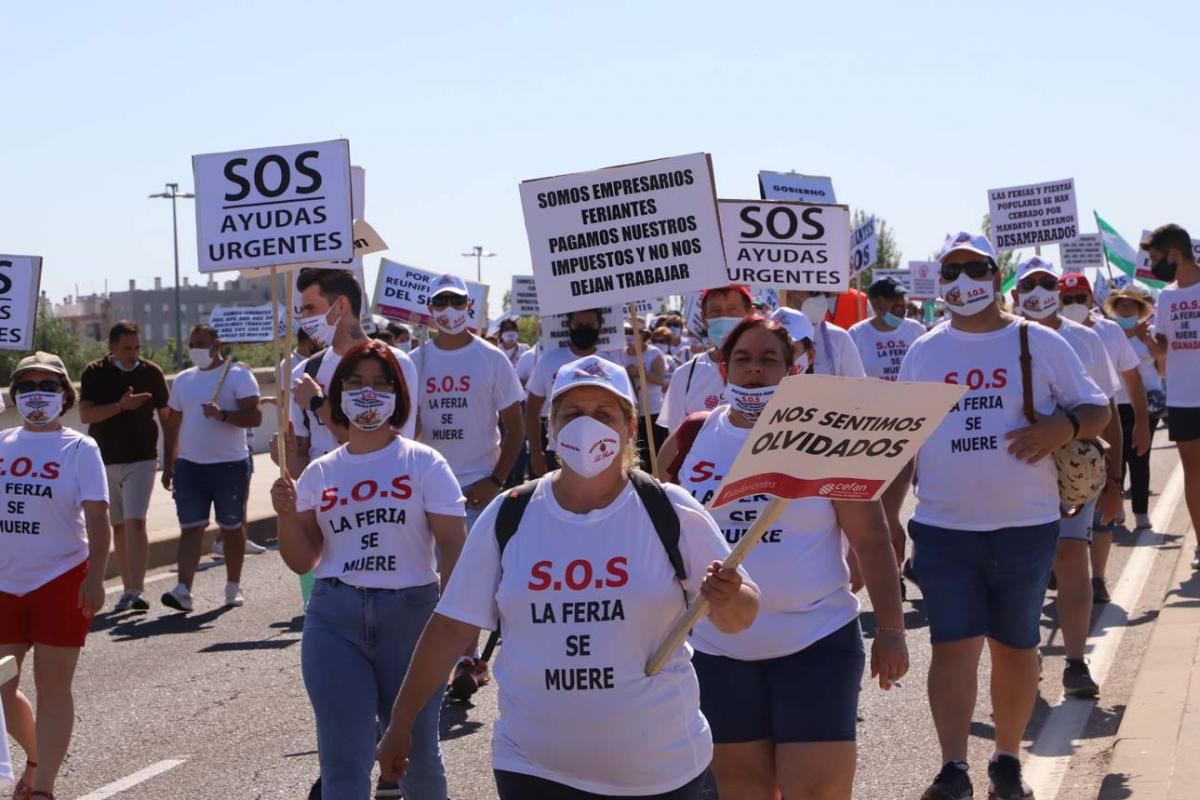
[[10, 431, 1190, 800]]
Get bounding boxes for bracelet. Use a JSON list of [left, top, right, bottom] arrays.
[[876, 625, 906, 638]]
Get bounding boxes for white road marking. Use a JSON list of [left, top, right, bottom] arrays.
[[1024, 462, 1186, 799], [74, 758, 187, 799], [104, 571, 175, 596]]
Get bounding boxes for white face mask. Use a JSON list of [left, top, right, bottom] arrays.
[[941, 275, 995, 317], [17, 391, 62, 426], [727, 383, 776, 423], [1017, 288, 1059, 320], [501, 331, 520, 346], [397, 341, 412, 353], [434, 307, 470, 335], [298, 307, 341, 347], [552, 415, 622, 478], [340, 387, 395, 431], [1060, 303, 1090, 324], [189, 348, 214, 369], [800, 296, 829, 325]]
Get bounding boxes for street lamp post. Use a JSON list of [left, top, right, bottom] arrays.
[[460, 245, 497, 283], [149, 183, 195, 370]]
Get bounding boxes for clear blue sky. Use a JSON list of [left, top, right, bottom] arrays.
[[3, 0, 1194, 316]]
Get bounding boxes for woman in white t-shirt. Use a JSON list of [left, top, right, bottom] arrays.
[[377, 354, 759, 800], [497, 317, 530, 368], [271, 340, 468, 800], [657, 317, 908, 800], [0, 352, 110, 800], [623, 322, 667, 471]]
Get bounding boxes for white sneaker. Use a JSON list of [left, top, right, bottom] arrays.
[[161, 584, 193, 613], [212, 539, 224, 557], [1135, 513, 1153, 530], [225, 583, 244, 607], [245, 539, 267, 554]]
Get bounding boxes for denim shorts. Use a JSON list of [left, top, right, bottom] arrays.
[[909, 519, 1059, 649], [172, 457, 251, 530], [1059, 496, 1099, 543], [691, 619, 865, 743]]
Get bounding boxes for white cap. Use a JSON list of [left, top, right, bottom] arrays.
[[768, 307, 815, 343], [429, 273, 469, 297], [938, 231, 997, 263], [549, 355, 635, 406], [1016, 256, 1060, 281]]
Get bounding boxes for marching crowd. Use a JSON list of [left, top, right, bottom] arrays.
[[1, 222, 1198, 799]]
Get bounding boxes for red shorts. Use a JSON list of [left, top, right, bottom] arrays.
[[0, 560, 92, 647]]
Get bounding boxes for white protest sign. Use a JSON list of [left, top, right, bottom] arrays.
[[1059, 233, 1105, 270], [510, 275, 540, 316], [871, 268, 912, 293], [539, 307, 623, 353], [1136, 228, 1200, 281], [757, 170, 836, 203], [209, 303, 287, 342], [633, 297, 665, 316], [718, 199, 851, 292], [373, 259, 488, 332], [907, 261, 940, 300], [986, 178, 1079, 252], [711, 374, 964, 507], [850, 216, 877, 279], [683, 291, 705, 337], [192, 139, 353, 272], [0, 255, 42, 350], [751, 287, 780, 310], [519, 152, 727, 316]]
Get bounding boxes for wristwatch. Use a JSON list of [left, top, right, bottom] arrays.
[[309, 394, 326, 414]]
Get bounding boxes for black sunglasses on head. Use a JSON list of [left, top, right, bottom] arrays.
[[939, 261, 995, 281], [15, 379, 62, 394], [430, 295, 468, 310], [1017, 276, 1060, 293]]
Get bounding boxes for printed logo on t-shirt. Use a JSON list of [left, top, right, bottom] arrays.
[[1168, 299, 1200, 351], [319, 474, 413, 574], [0, 455, 61, 535], [942, 367, 1009, 452], [424, 374, 472, 441], [704, 394, 719, 410]]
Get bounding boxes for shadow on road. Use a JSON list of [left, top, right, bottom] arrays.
[[441, 698, 485, 741], [1097, 771, 1132, 799], [100, 606, 236, 641]]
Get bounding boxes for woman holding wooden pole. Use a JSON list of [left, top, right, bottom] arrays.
[[656, 315, 908, 800]]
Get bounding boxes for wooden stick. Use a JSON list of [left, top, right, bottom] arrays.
[[283, 291, 293, 451], [270, 268, 287, 479], [209, 356, 234, 403], [645, 496, 787, 676], [628, 302, 659, 477]]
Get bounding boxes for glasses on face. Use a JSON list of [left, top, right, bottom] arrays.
[[1017, 276, 1059, 293], [15, 380, 62, 394], [430, 295, 468, 310], [1060, 293, 1090, 306], [342, 377, 396, 392], [939, 261, 995, 281]]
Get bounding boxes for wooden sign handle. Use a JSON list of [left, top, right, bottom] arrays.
[[628, 302, 659, 477], [270, 268, 288, 479], [208, 357, 234, 403]]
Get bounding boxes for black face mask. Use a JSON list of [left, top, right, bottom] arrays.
[[1152, 256, 1177, 283], [568, 326, 600, 349]]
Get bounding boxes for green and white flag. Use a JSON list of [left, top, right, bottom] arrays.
[[1094, 211, 1138, 276]]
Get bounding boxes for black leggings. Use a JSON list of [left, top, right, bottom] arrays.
[[494, 770, 706, 800], [1120, 403, 1159, 514]]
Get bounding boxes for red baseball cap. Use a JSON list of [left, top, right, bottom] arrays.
[[1058, 273, 1092, 293], [700, 284, 753, 310]]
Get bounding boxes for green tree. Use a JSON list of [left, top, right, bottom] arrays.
[[0, 311, 107, 385], [850, 209, 902, 286]]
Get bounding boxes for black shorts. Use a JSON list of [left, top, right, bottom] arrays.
[[1168, 406, 1200, 443]]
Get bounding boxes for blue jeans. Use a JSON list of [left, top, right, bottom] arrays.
[[302, 579, 446, 800]]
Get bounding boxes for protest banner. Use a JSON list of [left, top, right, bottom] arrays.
[[0, 255, 43, 351], [987, 178, 1079, 252], [749, 287, 780, 311], [646, 374, 964, 675], [519, 152, 727, 316], [193, 139, 353, 272], [1136, 228, 1200, 281], [757, 170, 837, 203], [242, 218, 387, 278], [373, 259, 488, 332], [907, 261, 939, 300], [718, 200, 851, 292], [511, 275, 540, 316], [683, 291, 705, 339], [209, 303, 287, 343], [850, 216, 877, 279], [540, 306, 623, 352], [871, 268, 912, 293], [1060, 233, 1105, 271]]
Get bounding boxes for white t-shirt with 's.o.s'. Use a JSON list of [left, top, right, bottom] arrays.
[[848, 318, 929, 381], [0, 427, 108, 595], [679, 407, 857, 660], [168, 363, 260, 464], [412, 337, 525, 487], [898, 320, 1107, 530], [813, 322, 868, 378], [295, 437, 465, 589], [291, 345, 419, 460], [436, 477, 747, 796], [659, 351, 725, 430], [1153, 283, 1200, 407], [1053, 317, 1120, 400]]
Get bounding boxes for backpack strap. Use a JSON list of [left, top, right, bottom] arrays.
[[664, 411, 711, 484], [1018, 323, 1036, 424], [299, 349, 327, 435], [684, 357, 698, 394], [494, 478, 541, 555]]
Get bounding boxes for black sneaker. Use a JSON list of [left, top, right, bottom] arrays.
[[921, 762, 973, 800], [375, 778, 403, 798], [1091, 577, 1110, 604], [987, 755, 1033, 799], [1063, 660, 1099, 698]]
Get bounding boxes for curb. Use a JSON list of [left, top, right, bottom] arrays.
[[104, 514, 278, 581]]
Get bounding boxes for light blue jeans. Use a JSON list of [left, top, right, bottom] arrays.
[[302, 578, 446, 799]]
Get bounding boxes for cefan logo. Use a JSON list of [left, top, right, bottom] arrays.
[[704, 394, 720, 410]]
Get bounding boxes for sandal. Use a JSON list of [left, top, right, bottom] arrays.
[[13, 760, 36, 800]]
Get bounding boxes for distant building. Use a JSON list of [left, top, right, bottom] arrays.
[[52, 293, 111, 342]]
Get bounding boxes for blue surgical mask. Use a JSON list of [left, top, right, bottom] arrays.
[[882, 312, 905, 329], [112, 357, 140, 373], [705, 316, 740, 347], [1115, 315, 1140, 331]]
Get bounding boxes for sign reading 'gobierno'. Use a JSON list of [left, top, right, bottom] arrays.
[[519, 152, 727, 316], [192, 139, 354, 273]]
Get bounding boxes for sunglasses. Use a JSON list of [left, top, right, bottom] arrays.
[[1017, 276, 1059, 293], [15, 380, 62, 393], [939, 261, 994, 281], [430, 296, 468, 310], [1060, 293, 1091, 306]]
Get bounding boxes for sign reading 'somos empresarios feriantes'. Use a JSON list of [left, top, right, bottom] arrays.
[[192, 139, 354, 272], [519, 152, 727, 316]]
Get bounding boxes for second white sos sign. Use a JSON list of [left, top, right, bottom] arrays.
[[719, 199, 850, 292]]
